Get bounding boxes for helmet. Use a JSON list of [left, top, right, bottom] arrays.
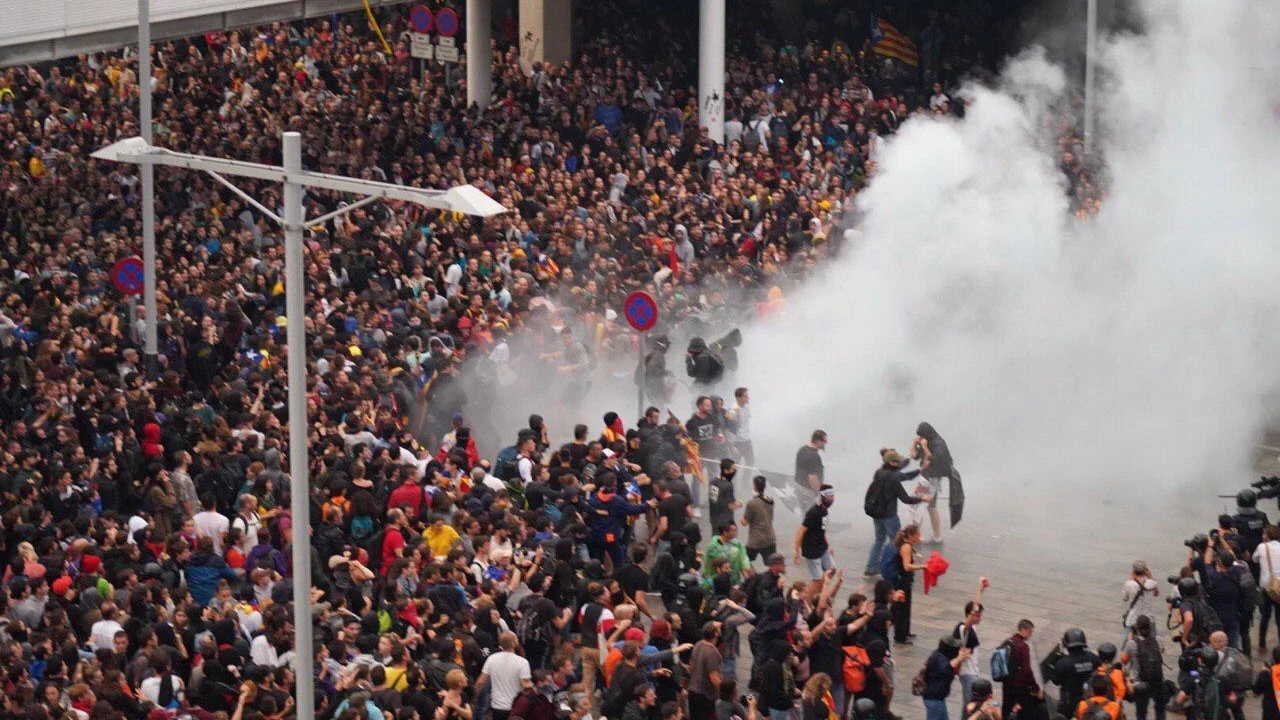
[[1062, 627, 1087, 650], [971, 679, 994, 699], [853, 699, 878, 720], [1097, 642, 1118, 662], [1177, 577, 1201, 599], [1198, 646, 1220, 670], [1237, 488, 1258, 508]]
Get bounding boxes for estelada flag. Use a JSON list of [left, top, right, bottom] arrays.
[[869, 15, 919, 67]]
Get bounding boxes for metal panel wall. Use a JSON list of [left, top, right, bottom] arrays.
[[0, 0, 402, 65]]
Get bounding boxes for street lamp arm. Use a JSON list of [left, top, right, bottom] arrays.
[[306, 195, 381, 228], [204, 169, 283, 225], [92, 137, 507, 218]]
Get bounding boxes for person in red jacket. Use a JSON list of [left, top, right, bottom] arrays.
[[1002, 619, 1048, 720], [141, 422, 164, 461]]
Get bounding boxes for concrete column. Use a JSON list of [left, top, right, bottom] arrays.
[[699, 0, 726, 144], [466, 0, 492, 110], [519, 0, 571, 67]]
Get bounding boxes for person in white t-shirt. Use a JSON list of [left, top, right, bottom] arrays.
[[193, 493, 230, 553], [952, 577, 989, 705], [1254, 526, 1280, 646], [476, 632, 532, 720], [231, 494, 262, 550], [929, 82, 950, 111], [90, 603, 126, 651]]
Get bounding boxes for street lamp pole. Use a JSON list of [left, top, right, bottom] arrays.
[[1083, 0, 1098, 155], [138, 0, 158, 377], [91, 133, 505, 717]]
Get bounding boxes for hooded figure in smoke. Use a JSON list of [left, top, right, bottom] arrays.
[[911, 422, 965, 537], [685, 337, 724, 386], [685, 329, 741, 386]]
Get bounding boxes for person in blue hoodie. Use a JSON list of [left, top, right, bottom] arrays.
[[186, 536, 240, 606], [587, 473, 649, 570]]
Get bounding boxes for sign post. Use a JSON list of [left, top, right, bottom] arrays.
[[435, 8, 460, 65], [623, 291, 659, 417], [409, 5, 434, 78]]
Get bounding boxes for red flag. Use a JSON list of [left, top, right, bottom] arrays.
[[922, 552, 951, 594], [668, 244, 680, 282]]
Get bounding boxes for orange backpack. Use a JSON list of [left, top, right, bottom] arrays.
[[842, 645, 870, 692]]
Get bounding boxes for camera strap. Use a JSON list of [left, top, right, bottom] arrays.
[[1124, 583, 1146, 621]]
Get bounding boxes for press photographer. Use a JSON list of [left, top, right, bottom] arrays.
[[1187, 530, 1245, 650]]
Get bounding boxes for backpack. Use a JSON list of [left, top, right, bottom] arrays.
[[990, 639, 1016, 682], [741, 571, 767, 616], [743, 120, 762, 151], [863, 476, 888, 518], [1230, 564, 1260, 616], [516, 597, 551, 646], [1188, 598, 1223, 644], [879, 543, 901, 584], [1216, 647, 1254, 690], [841, 645, 870, 692], [495, 445, 521, 481], [1078, 698, 1114, 720], [1132, 635, 1163, 682], [910, 661, 928, 696]]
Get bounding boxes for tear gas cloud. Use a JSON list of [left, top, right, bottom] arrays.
[[738, 0, 1280, 506], [460, 0, 1280, 516]]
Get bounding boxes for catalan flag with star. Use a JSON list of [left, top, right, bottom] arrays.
[[869, 15, 919, 66]]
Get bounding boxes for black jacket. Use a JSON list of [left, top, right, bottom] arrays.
[[868, 464, 923, 519]]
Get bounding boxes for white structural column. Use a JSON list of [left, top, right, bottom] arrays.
[[699, 0, 725, 144], [1083, 0, 1097, 154], [281, 131, 314, 720], [139, 0, 158, 377], [466, 0, 492, 110], [518, 0, 571, 66]]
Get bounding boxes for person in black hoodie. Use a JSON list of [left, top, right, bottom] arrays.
[[864, 449, 925, 579]]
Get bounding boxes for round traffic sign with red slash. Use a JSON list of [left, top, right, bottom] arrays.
[[112, 256, 145, 296], [623, 291, 659, 332], [435, 7, 459, 37], [409, 4, 434, 33]]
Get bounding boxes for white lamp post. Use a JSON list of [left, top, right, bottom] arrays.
[[92, 131, 505, 720]]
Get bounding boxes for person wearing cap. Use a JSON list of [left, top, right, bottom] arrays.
[[794, 484, 837, 579], [864, 449, 926, 579]]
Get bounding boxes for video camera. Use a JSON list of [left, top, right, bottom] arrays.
[[1183, 533, 1209, 553]]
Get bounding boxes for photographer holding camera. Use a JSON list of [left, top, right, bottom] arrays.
[[1189, 537, 1243, 650]]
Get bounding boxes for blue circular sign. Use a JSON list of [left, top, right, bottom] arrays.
[[435, 8, 459, 37], [624, 291, 658, 332], [112, 256, 145, 296], [409, 4, 434, 33]]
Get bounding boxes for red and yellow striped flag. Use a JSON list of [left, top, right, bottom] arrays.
[[870, 15, 919, 67]]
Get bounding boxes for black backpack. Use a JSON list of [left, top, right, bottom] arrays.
[[1133, 635, 1163, 682], [864, 475, 888, 518], [1186, 598, 1224, 645], [741, 571, 766, 615], [1230, 564, 1260, 616]]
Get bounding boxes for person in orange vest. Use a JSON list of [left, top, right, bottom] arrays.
[[1095, 643, 1128, 702], [1075, 676, 1123, 720]]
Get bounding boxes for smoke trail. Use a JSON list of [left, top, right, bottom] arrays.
[[738, 0, 1280, 505]]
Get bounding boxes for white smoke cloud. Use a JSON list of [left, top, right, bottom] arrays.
[[739, 0, 1280, 506]]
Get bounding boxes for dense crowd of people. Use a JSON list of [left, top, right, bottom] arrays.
[[0, 2, 1119, 720]]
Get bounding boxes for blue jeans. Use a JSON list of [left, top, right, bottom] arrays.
[[867, 516, 901, 572], [959, 674, 976, 706], [924, 699, 949, 720]]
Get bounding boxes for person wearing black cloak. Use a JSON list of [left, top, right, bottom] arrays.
[[911, 422, 963, 543], [685, 337, 725, 386]]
